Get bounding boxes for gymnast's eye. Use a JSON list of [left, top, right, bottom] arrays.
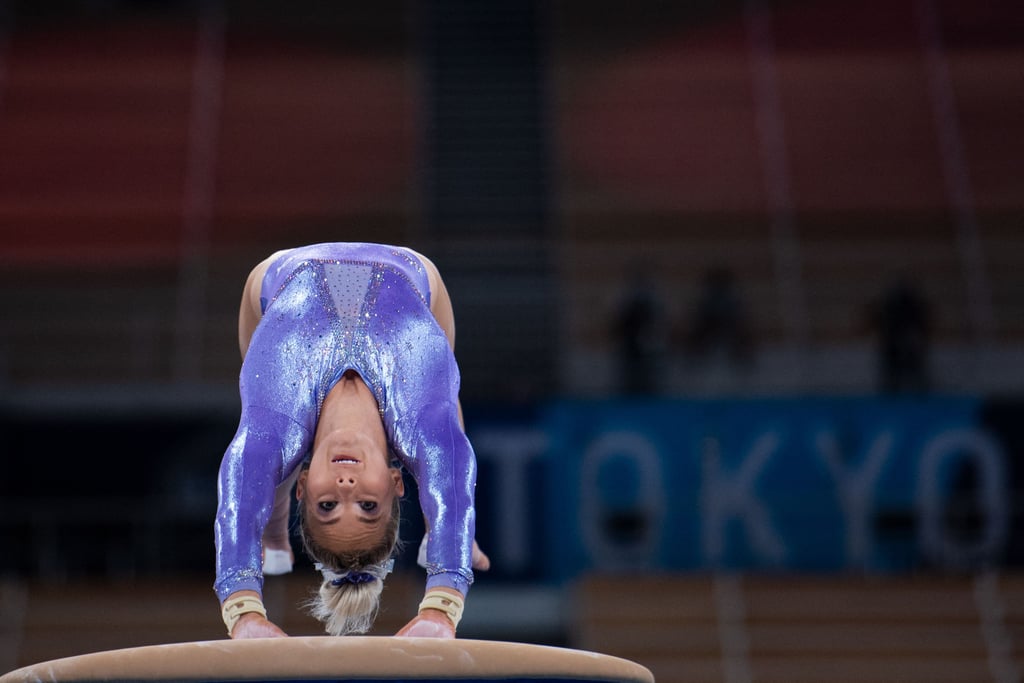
[[318, 501, 337, 512], [359, 501, 378, 513]]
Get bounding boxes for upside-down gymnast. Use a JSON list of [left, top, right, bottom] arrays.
[[214, 242, 490, 639]]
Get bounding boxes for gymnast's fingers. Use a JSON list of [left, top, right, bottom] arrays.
[[230, 613, 288, 639], [395, 613, 456, 639], [471, 540, 491, 571]]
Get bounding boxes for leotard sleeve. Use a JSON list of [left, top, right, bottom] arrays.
[[213, 405, 312, 602], [392, 400, 477, 595]]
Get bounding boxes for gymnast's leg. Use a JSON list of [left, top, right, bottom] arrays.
[[262, 468, 299, 575]]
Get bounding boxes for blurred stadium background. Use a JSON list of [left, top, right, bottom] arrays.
[[1, 1, 1022, 681]]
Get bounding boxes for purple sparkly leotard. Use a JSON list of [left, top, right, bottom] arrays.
[[214, 242, 476, 602]]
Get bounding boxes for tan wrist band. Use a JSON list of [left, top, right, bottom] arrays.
[[221, 596, 267, 635], [418, 590, 465, 629]]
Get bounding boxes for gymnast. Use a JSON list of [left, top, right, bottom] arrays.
[[214, 242, 490, 640]]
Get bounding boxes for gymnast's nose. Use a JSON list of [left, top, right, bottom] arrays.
[[338, 475, 356, 487]]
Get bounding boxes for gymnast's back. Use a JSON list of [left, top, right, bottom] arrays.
[[242, 242, 457, 450], [260, 243, 432, 308]]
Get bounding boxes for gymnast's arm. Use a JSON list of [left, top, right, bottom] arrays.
[[423, 264, 490, 571], [239, 256, 299, 568], [395, 253, 490, 637], [215, 406, 308, 638], [392, 401, 477, 638], [216, 253, 297, 638]]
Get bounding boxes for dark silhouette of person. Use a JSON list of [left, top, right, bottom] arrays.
[[874, 279, 931, 394], [685, 266, 752, 368], [614, 269, 667, 395]]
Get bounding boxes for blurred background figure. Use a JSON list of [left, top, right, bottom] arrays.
[[872, 278, 932, 394], [683, 266, 754, 372], [613, 266, 668, 396]]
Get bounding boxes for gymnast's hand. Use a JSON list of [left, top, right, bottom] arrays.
[[231, 613, 289, 639], [395, 609, 456, 639], [472, 540, 491, 571]]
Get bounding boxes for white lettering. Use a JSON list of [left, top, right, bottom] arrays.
[[917, 429, 1008, 568], [472, 429, 548, 572], [579, 431, 665, 569], [701, 433, 786, 566], [816, 430, 893, 568]]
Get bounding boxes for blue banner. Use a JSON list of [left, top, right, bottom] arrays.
[[469, 396, 1018, 581]]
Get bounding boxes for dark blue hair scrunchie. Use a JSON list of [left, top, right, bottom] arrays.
[[330, 572, 375, 587], [315, 559, 394, 588]]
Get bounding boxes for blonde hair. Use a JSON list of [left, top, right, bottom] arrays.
[[308, 572, 385, 635], [297, 496, 402, 635]]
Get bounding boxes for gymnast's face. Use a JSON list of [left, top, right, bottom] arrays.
[[296, 428, 405, 551]]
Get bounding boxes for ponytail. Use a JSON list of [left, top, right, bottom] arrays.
[[309, 563, 391, 635]]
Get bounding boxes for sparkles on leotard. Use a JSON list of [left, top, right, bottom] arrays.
[[214, 243, 476, 602]]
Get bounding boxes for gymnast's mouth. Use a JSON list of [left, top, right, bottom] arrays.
[[331, 456, 360, 464]]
